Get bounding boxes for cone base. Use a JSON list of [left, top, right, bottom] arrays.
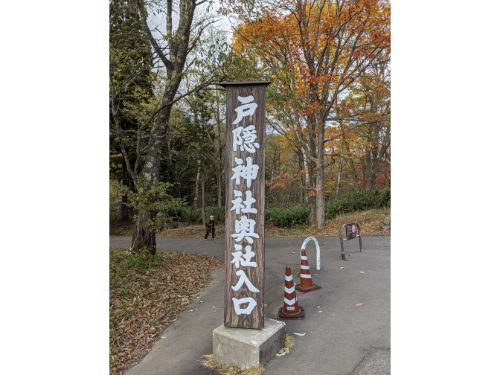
[[296, 283, 321, 293], [278, 306, 305, 320]]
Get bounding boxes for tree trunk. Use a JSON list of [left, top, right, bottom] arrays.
[[130, 0, 198, 254], [315, 117, 325, 230], [201, 174, 206, 226], [215, 92, 224, 209], [365, 145, 373, 191], [216, 163, 222, 208], [121, 195, 130, 222], [301, 147, 310, 204], [366, 143, 381, 191], [131, 209, 156, 255], [131, 93, 173, 253], [315, 148, 325, 230], [193, 159, 201, 208], [335, 150, 344, 200], [307, 159, 316, 226], [121, 160, 133, 222]]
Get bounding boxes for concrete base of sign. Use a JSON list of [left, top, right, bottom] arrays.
[[212, 318, 285, 369]]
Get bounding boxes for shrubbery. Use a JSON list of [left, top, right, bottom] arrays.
[[204, 206, 225, 223], [265, 206, 310, 228], [158, 189, 389, 228], [163, 206, 224, 224], [325, 188, 390, 219]]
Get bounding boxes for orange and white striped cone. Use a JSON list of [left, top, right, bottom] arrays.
[[278, 266, 305, 319], [296, 248, 321, 292]]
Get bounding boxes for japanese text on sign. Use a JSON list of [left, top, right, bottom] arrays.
[[230, 95, 260, 316]]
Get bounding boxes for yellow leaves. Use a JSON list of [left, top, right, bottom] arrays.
[[233, 15, 291, 54], [232, 0, 390, 166]]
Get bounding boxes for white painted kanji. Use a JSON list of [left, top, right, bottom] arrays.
[[227, 90, 264, 322], [231, 269, 260, 292], [230, 190, 257, 215], [231, 215, 260, 244], [232, 125, 260, 153], [232, 95, 257, 125], [232, 297, 257, 315], [231, 244, 257, 269], [231, 157, 259, 188]]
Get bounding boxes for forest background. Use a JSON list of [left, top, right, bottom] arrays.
[[109, 0, 391, 254]]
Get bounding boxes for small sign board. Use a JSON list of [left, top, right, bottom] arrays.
[[344, 223, 360, 240], [340, 222, 362, 260]]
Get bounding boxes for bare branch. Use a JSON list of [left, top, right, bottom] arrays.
[[137, 0, 174, 72]]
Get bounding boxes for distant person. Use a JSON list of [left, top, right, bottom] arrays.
[[205, 215, 216, 240]]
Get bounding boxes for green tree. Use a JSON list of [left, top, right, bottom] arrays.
[[110, 0, 155, 222], [111, 0, 221, 254]]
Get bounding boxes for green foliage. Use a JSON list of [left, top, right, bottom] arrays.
[[221, 51, 268, 82], [264, 189, 390, 228], [164, 205, 186, 220], [120, 181, 185, 230], [109, 180, 123, 222], [124, 182, 181, 212], [325, 189, 390, 219], [115, 185, 389, 229], [204, 207, 225, 224], [265, 206, 310, 228], [181, 207, 203, 224], [164, 206, 224, 225]]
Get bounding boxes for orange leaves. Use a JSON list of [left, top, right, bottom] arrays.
[[233, 15, 291, 54], [267, 170, 302, 191], [307, 188, 321, 197], [271, 180, 286, 189], [233, 1, 390, 192]]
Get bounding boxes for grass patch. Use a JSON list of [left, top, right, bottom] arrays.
[[201, 355, 265, 375], [110, 249, 222, 375], [275, 334, 295, 357]]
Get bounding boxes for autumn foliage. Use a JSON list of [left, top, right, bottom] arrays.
[[230, 0, 390, 229]]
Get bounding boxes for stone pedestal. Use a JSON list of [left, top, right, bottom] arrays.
[[212, 318, 285, 369]]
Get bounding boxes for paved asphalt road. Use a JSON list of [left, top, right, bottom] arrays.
[[111, 235, 390, 375]]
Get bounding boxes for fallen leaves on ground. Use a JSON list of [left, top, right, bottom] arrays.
[[110, 249, 222, 375], [276, 348, 289, 357], [276, 334, 295, 357]]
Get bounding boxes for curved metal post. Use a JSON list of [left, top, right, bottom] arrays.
[[300, 236, 321, 270]]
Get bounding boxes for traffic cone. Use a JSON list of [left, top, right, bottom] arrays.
[[278, 266, 305, 319], [296, 248, 321, 292]]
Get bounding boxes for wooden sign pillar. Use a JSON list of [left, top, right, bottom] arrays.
[[219, 81, 270, 329]]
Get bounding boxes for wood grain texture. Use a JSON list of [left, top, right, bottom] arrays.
[[222, 83, 268, 329]]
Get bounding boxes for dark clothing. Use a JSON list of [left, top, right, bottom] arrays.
[[205, 220, 215, 239]]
